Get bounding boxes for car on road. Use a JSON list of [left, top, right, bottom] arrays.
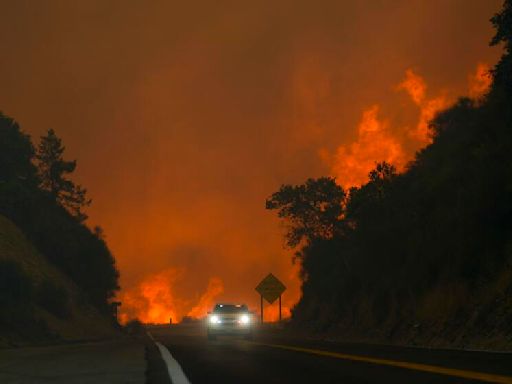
[[207, 303, 253, 340]]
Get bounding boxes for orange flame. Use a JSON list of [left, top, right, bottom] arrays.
[[118, 64, 489, 325], [329, 105, 406, 189], [118, 268, 184, 324], [186, 277, 224, 318], [326, 69, 453, 188], [468, 63, 491, 100], [413, 95, 450, 144], [398, 69, 449, 144], [398, 69, 427, 105], [118, 269, 224, 324], [261, 302, 292, 322]]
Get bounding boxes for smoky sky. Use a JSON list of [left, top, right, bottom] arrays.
[[0, 0, 501, 319]]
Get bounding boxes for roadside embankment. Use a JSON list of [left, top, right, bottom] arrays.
[[0, 215, 120, 347]]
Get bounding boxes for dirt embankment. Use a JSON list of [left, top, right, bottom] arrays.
[[290, 272, 512, 352], [0, 215, 121, 347]]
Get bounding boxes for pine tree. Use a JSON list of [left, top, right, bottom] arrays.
[[36, 129, 91, 221]]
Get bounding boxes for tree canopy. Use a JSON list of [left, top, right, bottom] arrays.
[[266, 177, 345, 248], [0, 119, 118, 312], [0, 113, 38, 186], [37, 129, 91, 221], [267, 0, 512, 338]]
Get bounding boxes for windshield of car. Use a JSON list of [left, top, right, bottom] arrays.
[[213, 304, 248, 313]]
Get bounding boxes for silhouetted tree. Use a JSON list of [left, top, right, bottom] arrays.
[[490, 0, 512, 93], [268, 1, 512, 334], [36, 129, 91, 221], [0, 113, 38, 186], [93, 225, 105, 239], [266, 177, 345, 247], [0, 113, 40, 227], [0, 115, 119, 313]]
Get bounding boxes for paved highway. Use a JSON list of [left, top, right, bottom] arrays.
[[148, 324, 512, 384]]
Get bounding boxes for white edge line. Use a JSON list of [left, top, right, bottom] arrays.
[[155, 342, 192, 384], [147, 331, 191, 384]]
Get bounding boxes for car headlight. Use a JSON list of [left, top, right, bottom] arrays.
[[239, 314, 250, 324], [209, 315, 219, 324]]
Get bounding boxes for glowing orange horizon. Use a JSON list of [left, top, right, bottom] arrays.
[[117, 64, 491, 325]]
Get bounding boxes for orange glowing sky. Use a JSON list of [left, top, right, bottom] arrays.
[[0, 1, 501, 322]]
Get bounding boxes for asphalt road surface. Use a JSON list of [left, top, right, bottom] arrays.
[[0, 338, 145, 384], [148, 324, 512, 384]]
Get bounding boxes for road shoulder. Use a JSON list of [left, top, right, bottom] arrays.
[[0, 337, 146, 384]]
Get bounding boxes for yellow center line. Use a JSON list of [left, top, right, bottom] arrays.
[[249, 342, 512, 384]]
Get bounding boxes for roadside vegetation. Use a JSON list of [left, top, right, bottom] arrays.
[[0, 118, 119, 312], [267, 1, 512, 348], [0, 109, 120, 344], [0, 215, 119, 346]]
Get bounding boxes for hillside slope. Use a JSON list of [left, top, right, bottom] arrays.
[[0, 215, 120, 347], [268, 0, 512, 350]]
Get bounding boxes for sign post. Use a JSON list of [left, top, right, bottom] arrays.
[[110, 301, 122, 322], [260, 294, 263, 323], [279, 295, 282, 322], [255, 273, 286, 323]]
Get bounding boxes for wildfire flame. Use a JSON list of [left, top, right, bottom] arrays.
[[329, 105, 406, 188], [398, 69, 450, 144], [414, 96, 450, 144], [118, 65, 491, 325], [468, 63, 491, 100], [398, 69, 427, 105], [261, 303, 292, 322], [326, 68, 460, 188], [117, 268, 181, 324], [186, 277, 224, 318], [118, 269, 224, 324]]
